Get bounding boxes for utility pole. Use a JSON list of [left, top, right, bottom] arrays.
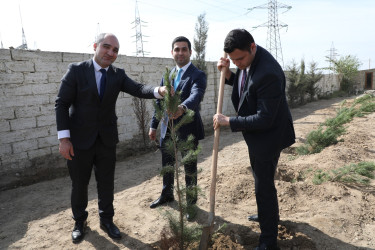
[[16, 4, 28, 50], [131, 0, 148, 57], [248, 0, 291, 68]]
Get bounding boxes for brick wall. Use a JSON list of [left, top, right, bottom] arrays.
[[2, 48, 368, 190], [0, 48, 235, 190]]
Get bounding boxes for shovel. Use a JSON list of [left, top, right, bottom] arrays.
[[199, 53, 228, 250]]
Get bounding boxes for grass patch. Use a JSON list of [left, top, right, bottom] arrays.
[[312, 161, 375, 185]]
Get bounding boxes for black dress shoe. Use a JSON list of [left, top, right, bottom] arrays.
[[100, 221, 121, 239], [248, 214, 259, 222], [72, 220, 87, 243], [254, 243, 280, 250], [150, 195, 174, 209]]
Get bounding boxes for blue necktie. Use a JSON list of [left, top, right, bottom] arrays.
[[174, 68, 183, 90], [99, 68, 107, 100], [160, 68, 183, 139]]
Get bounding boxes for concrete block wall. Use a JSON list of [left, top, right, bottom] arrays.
[[0, 48, 235, 190]]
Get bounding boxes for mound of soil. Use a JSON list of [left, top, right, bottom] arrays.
[[0, 96, 374, 249]]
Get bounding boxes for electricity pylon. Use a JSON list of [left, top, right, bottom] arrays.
[[0, 33, 3, 49], [16, 4, 28, 50], [248, 0, 291, 67], [326, 42, 338, 68], [95, 23, 101, 43], [131, 0, 149, 57]]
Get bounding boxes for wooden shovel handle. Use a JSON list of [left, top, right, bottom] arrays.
[[209, 52, 228, 215]]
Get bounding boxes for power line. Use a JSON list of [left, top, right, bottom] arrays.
[[247, 0, 291, 68]]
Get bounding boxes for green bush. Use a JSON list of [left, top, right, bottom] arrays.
[[297, 126, 345, 154], [313, 162, 375, 185], [297, 94, 375, 155]]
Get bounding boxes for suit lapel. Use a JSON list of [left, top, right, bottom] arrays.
[[85, 60, 100, 101], [169, 67, 177, 83], [237, 47, 261, 111], [238, 67, 254, 110], [99, 64, 118, 103], [175, 64, 193, 91], [232, 69, 241, 111]]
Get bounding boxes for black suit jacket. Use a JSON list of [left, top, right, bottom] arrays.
[[227, 45, 295, 158], [55, 59, 155, 150], [151, 63, 206, 141]]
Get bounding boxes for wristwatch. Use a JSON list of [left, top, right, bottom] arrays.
[[178, 104, 187, 113]]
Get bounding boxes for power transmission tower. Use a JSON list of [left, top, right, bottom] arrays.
[[0, 33, 3, 49], [248, 0, 291, 67], [16, 4, 28, 50], [95, 23, 101, 43], [322, 42, 339, 94], [327, 42, 338, 69], [131, 0, 149, 57]]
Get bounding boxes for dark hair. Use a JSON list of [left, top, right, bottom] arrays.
[[224, 29, 255, 53], [172, 36, 191, 51]]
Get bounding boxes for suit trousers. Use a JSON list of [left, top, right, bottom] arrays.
[[249, 152, 280, 246], [67, 136, 116, 223], [160, 135, 198, 203]]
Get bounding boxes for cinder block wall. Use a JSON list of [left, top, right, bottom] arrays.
[[0, 48, 235, 190]]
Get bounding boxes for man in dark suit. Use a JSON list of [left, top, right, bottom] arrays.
[[55, 33, 167, 243], [148, 36, 206, 220], [213, 29, 295, 250]]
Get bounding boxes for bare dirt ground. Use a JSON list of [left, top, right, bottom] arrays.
[[0, 96, 374, 250]]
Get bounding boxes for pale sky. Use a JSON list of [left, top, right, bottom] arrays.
[[0, 0, 374, 71]]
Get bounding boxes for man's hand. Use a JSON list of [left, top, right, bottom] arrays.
[[59, 138, 74, 160], [158, 86, 175, 97], [171, 105, 185, 120], [213, 113, 230, 130], [217, 57, 232, 80], [149, 128, 157, 141]]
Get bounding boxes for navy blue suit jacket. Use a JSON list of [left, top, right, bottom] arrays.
[[227, 45, 295, 158], [151, 63, 207, 141], [55, 59, 155, 150]]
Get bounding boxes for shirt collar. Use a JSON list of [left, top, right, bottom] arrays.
[[176, 61, 191, 72], [93, 59, 109, 72]]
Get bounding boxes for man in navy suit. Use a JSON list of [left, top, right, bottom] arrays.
[[55, 33, 167, 243], [149, 36, 207, 220], [213, 29, 295, 250]]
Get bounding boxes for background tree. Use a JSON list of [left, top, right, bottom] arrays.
[[305, 61, 323, 101], [286, 59, 323, 107], [325, 55, 362, 94], [286, 60, 307, 106], [192, 13, 208, 74], [132, 74, 151, 148]]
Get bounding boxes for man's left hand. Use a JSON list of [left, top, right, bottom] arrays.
[[171, 105, 185, 119], [213, 113, 230, 130]]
